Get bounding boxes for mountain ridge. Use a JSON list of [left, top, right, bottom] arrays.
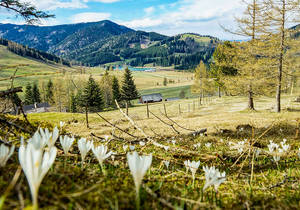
[[0, 20, 220, 68]]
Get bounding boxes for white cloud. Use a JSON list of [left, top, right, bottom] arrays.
[[118, 0, 245, 39], [24, 0, 87, 10], [70, 12, 111, 23], [144, 6, 155, 15]]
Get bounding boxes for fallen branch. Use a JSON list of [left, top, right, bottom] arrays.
[[96, 113, 138, 138], [268, 175, 298, 190], [159, 109, 196, 132], [0, 116, 32, 134], [149, 110, 180, 135], [0, 87, 23, 98], [115, 100, 200, 155]]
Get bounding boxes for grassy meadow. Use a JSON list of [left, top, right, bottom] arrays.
[[1, 91, 300, 209], [1, 44, 300, 210]]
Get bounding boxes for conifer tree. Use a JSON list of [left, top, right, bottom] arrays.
[[81, 76, 104, 112], [45, 79, 54, 104], [24, 84, 33, 105], [112, 76, 121, 105], [32, 83, 41, 103], [121, 68, 139, 105], [77, 76, 103, 128]]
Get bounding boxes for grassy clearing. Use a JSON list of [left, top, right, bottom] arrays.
[[0, 46, 75, 90], [1, 93, 300, 209]]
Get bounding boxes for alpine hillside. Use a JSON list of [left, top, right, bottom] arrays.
[[0, 20, 220, 69]]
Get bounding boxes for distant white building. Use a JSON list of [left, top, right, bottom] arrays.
[[140, 93, 163, 104], [21, 102, 51, 114]]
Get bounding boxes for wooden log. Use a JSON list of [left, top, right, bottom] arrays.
[[0, 87, 23, 98], [187, 128, 207, 137]]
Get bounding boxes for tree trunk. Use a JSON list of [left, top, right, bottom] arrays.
[[276, 1, 285, 113], [276, 59, 283, 113], [218, 86, 221, 98], [85, 104, 89, 128], [248, 84, 254, 110]]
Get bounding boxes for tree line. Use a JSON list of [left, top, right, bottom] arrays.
[[22, 68, 139, 113], [192, 0, 300, 113]]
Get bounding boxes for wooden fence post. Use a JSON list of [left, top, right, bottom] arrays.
[[126, 101, 129, 115], [146, 101, 149, 118], [163, 101, 167, 116]]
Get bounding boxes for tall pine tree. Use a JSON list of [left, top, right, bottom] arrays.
[[121, 68, 139, 105], [24, 84, 33, 105], [79, 76, 104, 112], [32, 83, 41, 103], [112, 76, 121, 105]]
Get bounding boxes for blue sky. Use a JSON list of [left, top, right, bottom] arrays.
[[0, 0, 245, 39]]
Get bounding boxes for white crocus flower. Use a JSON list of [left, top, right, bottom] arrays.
[[38, 127, 59, 148], [237, 141, 245, 153], [123, 144, 128, 152], [205, 143, 212, 148], [281, 144, 290, 152], [78, 138, 93, 163], [193, 143, 201, 149], [39, 128, 51, 143], [203, 166, 226, 192], [59, 121, 65, 128], [0, 144, 15, 167], [127, 151, 152, 204], [268, 141, 279, 153], [28, 130, 47, 149], [59, 136, 74, 155], [163, 146, 169, 151], [139, 141, 145, 146], [19, 142, 57, 208], [163, 160, 170, 170], [171, 140, 176, 145], [187, 160, 200, 186], [92, 144, 113, 170], [280, 139, 290, 152], [129, 145, 135, 151], [255, 149, 261, 157], [220, 139, 224, 143], [48, 127, 59, 148], [273, 148, 284, 163]]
